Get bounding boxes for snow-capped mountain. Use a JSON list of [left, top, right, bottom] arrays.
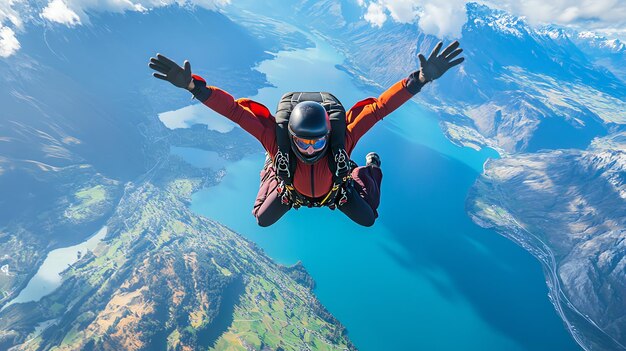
[[467, 132, 626, 351], [270, 2, 626, 154], [571, 32, 626, 81]]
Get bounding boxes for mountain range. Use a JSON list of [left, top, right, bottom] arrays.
[[1, 1, 625, 350], [229, 1, 626, 350], [468, 132, 626, 350], [261, 1, 625, 154]]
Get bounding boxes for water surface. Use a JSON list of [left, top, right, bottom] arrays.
[[189, 28, 580, 351], [5, 226, 107, 308], [171, 146, 229, 169]]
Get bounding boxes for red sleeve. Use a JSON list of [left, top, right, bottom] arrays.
[[345, 79, 414, 151], [201, 86, 277, 152]]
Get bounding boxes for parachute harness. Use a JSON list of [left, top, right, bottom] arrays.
[[274, 151, 291, 179], [274, 150, 355, 210], [276, 176, 352, 210]]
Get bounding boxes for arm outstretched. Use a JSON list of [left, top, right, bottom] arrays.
[[191, 75, 276, 148], [148, 54, 275, 149], [345, 40, 464, 150]]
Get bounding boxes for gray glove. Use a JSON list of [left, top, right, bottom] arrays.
[[149, 54, 192, 90], [418, 41, 464, 83]]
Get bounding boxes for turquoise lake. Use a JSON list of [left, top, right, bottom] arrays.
[[3, 227, 108, 308], [184, 27, 581, 351]]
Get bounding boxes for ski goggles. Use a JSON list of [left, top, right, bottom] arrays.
[[293, 135, 328, 154]]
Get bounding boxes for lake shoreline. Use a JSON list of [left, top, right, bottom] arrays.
[[184, 22, 581, 351]]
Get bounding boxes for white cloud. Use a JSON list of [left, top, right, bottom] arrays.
[[188, 0, 231, 10], [0, 0, 230, 56], [364, 2, 387, 27], [0, 0, 26, 29], [41, 0, 81, 26], [0, 26, 20, 57], [0, 0, 27, 58], [2, 0, 626, 58], [359, 0, 468, 38], [39, 0, 231, 26], [416, 0, 467, 38], [486, 0, 626, 40], [383, 0, 418, 23], [490, 0, 626, 28], [358, 0, 626, 40]]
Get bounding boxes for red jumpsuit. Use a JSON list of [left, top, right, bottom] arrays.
[[197, 76, 415, 226]]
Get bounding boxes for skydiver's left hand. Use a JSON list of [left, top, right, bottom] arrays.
[[418, 40, 464, 83]]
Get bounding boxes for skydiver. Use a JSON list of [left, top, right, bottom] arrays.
[[149, 41, 464, 227]]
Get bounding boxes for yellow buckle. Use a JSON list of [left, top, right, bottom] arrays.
[[319, 184, 340, 205]]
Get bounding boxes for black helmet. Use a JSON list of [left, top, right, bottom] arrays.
[[288, 101, 330, 164]]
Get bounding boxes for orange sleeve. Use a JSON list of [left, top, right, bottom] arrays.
[[345, 79, 414, 150], [202, 86, 277, 153]]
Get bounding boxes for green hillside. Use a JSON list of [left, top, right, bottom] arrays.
[[0, 179, 354, 351]]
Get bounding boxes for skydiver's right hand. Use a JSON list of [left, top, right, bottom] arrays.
[[418, 41, 464, 83], [405, 40, 464, 94], [149, 54, 194, 90]]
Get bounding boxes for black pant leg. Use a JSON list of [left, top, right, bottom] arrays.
[[256, 188, 291, 227], [338, 184, 376, 227], [253, 163, 291, 227]]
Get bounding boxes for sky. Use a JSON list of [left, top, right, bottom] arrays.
[[1, 0, 626, 57]]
